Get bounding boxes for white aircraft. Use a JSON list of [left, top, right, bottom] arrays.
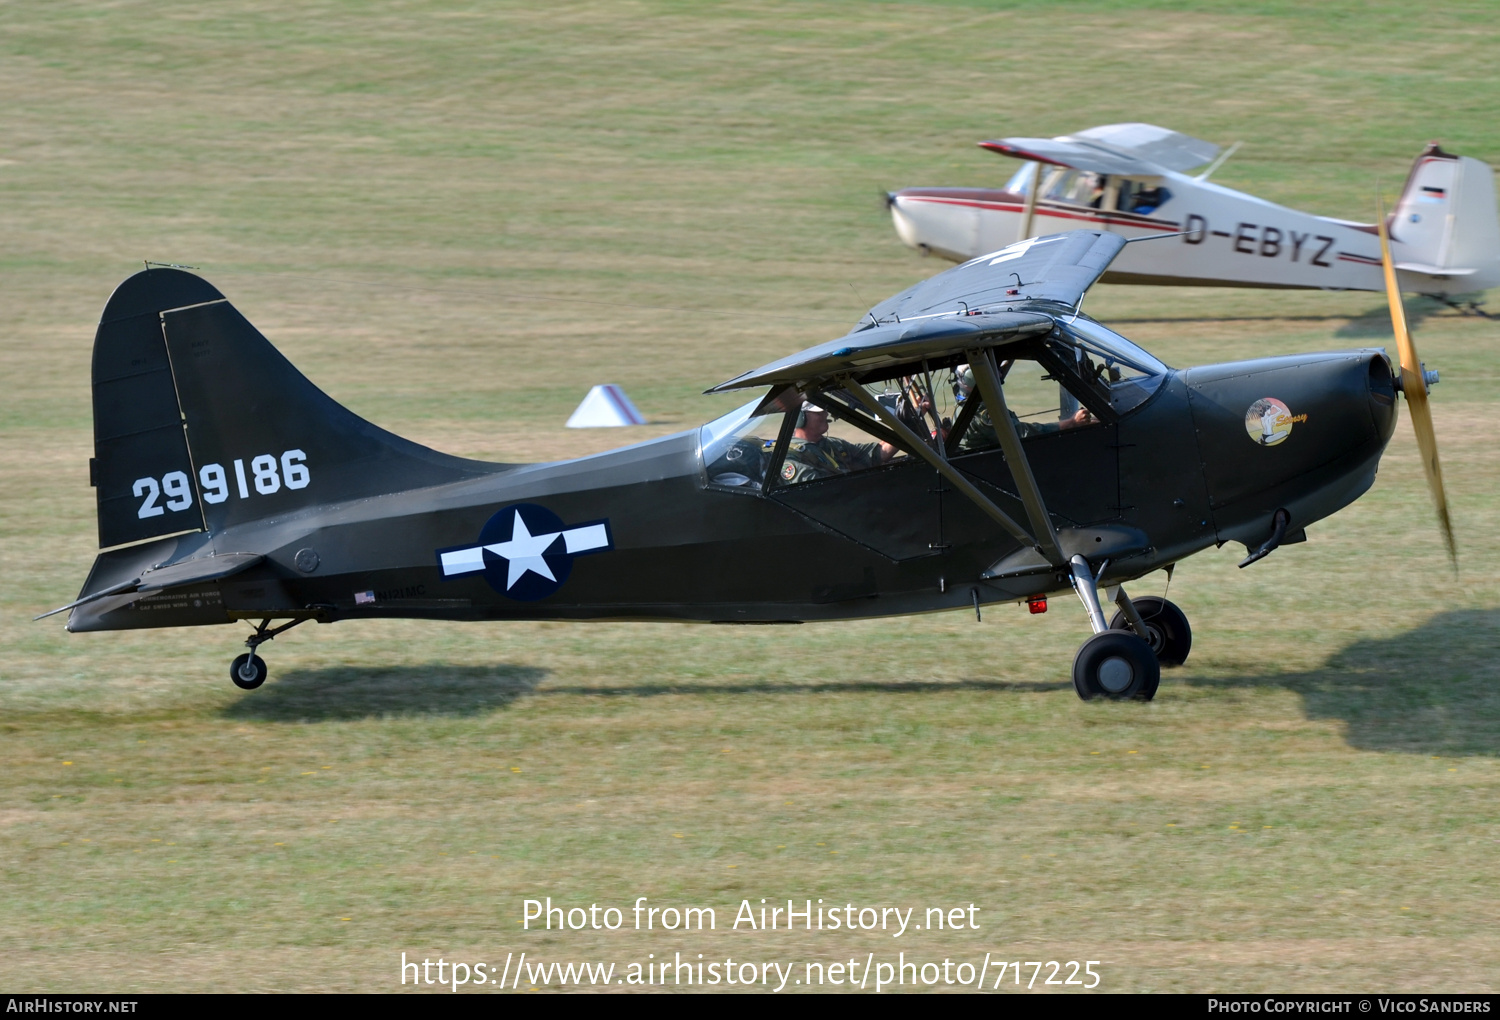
[[886, 123, 1500, 297]]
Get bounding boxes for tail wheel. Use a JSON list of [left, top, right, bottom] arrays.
[[1109, 596, 1192, 667], [1073, 631, 1160, 701], [230, 653, 267, 690]]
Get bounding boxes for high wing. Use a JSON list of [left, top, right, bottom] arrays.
[[710, 230, 1127, 393], [978, 122, 1219, 176]]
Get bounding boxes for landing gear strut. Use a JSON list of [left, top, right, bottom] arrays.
[[229, 618, 305, 690], [1069, 556, 1161, 701]]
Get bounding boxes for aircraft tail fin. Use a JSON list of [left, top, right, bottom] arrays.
[[1389, 144, 1500, 289], [91, 267, 504, 549]]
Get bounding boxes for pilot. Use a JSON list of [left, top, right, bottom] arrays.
[[1083, 173, 1107, 209], [1129, 185, 1169, 215], [953, 364, 1095, 453], [781, 402, 897, 484]]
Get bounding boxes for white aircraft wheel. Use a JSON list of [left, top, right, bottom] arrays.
[[1072, 631, 1159, 702]]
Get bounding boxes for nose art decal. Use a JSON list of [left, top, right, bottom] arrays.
[[437, 503, 612, 601], [1244, 397, 1306, 447]]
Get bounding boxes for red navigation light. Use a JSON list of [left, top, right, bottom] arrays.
[[1027, 595, 1047, 614]]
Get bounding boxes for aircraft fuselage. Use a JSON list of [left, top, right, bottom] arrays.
[[68, 350, 1397, 634]]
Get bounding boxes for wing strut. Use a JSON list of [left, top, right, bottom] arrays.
[[842, 379, 1040, 552], [1017, 161, 1041, 242], [965, 347, 1066, 567]]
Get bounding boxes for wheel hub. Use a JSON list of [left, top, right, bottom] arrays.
[[1143, 623, 1165, 654], [1097, 655, 1134, 693]]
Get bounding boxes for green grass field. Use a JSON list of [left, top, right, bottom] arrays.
[[2, 0, 1498, 993]]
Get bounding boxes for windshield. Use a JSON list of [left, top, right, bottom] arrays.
[[700, 398, 781, 490], [1058, 317, 1169, 415], [1062, 316, 1169, 375], [1005, 162, 1037, 195]]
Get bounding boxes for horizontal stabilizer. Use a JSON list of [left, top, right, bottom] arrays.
[[1395, 262, 1478, 277], [35, 552, 263, 620], [137, 551, 264, 591]]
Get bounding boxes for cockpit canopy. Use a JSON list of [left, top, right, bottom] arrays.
[[700, 315, 1168, 492]]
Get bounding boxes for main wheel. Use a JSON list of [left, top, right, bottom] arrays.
[[1072, 631, 1160, 701], [1109, 596, 1192, 667], [230, 653, 267, 690]]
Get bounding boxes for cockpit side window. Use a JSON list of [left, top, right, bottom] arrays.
[[1118, 179, 1172, 214], [945, 351, 1101, 456], [1042, 170, 1109, 208], [701, 319, 1168, 489], [776, 386, 919, 487]]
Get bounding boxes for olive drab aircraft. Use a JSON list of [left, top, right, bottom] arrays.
[[887, 123, 1500, 300], [38, 226, 1453, 701]]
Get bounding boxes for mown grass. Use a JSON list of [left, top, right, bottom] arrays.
[[1, 0, 1498, 993]]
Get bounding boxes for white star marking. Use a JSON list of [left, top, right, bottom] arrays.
[[980, 233, 1063, 266], [440, 512, 610, 590], [487, 513, 560, 589]]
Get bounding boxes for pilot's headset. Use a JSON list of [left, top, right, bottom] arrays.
[[953, 365, 975, 402], [797, 400, 824, 429]]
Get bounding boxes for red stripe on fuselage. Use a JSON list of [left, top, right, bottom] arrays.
[[899, 193, 1179, 232]]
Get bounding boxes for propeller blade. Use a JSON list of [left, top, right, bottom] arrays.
[[1377, 198, 1457, 568]]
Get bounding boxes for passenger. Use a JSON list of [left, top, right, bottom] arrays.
[[953, 364, 1095, 453], [781, 402, 897, 484], [1129, 185, 1169, 215]]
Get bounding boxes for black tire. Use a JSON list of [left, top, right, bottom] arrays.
[[1072, 631, 1160, 701], [1109, 596, 1192, 667], [230, 653, 267, 690]]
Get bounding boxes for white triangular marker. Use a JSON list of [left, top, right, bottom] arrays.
[[566, 385, 646, 428]]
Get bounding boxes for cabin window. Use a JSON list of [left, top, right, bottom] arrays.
[[775, 387, 916, 487], [1041, 170, 1108, 207], [1039, 168, 1077, 201], [1116, 179, 1171, 214], [946, 355, 1099, 455], [701, 318, 1170, 492], [701, 387, 919, 491]]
